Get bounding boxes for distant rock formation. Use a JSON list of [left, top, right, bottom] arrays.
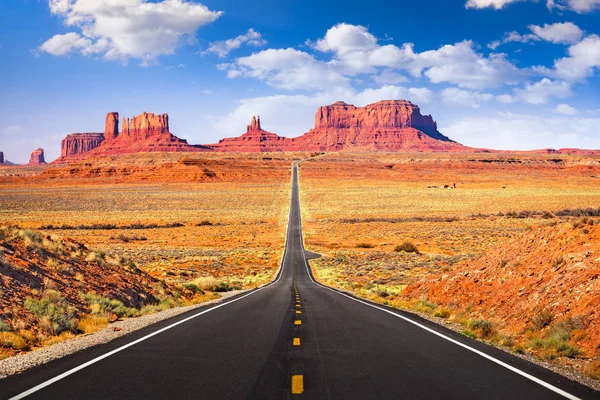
[[105, 112, 119, 141], [86, 111, 202, 155], [0, 151, 4, 164], [28, 148, 47, 165], [292, 100, 465, 152], [210, 116, 291, 152], [60, 133, 105, 159]]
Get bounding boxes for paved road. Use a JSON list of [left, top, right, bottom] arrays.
[[2, 161, 598, 399]]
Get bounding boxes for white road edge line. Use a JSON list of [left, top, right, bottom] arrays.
[[294, 162, 581, 400], [9, 166, 297, 400]]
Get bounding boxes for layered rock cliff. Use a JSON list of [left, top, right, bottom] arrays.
[[60, 133, 105, 158], [28, 148, 47, 165], [292, 100, 464, 152], [121, 112, 170, 140], [210, 116, 292, 152]]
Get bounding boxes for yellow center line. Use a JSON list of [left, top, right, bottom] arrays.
[[291, 375, 304, 394], [293, 337, 300, 346], [296, 310, 302, 314], [294, 320, 302, 325]]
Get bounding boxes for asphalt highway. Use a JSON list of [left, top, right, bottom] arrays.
[[1, 161, 598, 399]]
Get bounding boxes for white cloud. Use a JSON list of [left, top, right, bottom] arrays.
[[372, 69, 408, 85], [203, 28, 266, 58], [548, 0, 600, 13], [222, 24, 526, 90], [514, 78, 571, 104], [496, 94, 518, 103], [38, 32, 93, 56], [228, 48, 350, 90], [536, 34, 600, 80], [554, 103, 578, 115], [441, 88, 494, 108], [465, 0, 524, 9], [488, 22, 583, 49], [40, 0, 222, 64], [529, 22, 584, 44], [314, 23, 378, 56], [443, 113, 600, 150]]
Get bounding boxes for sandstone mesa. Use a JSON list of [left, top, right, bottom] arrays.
[[31, 99, 597, 163]]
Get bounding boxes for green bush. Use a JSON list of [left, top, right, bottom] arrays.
[[0, 320, 10, 332], [82, 293, 139, 318], [468, 319, 493, 338], [183, 283, 205, 294], [24, 290, 77, 335]]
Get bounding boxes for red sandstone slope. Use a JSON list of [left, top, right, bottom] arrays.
[[210, 116, 291, 152], [404, 220, 600, 359]]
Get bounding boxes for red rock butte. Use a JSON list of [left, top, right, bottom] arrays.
[[52, 100, 600, 162], [28, 148, 47, 166], [209, 116, 291, 152]]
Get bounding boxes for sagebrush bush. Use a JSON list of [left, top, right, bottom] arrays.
[[394, 242, 419, 254], [532, 310, 554, 330], [356, 243, 375, 249], [468, 319, 493, 339], [0, 320, 10, 332], [24, 290, 77, 335]]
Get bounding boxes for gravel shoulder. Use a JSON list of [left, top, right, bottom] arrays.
[[0, 290, 247, 379]]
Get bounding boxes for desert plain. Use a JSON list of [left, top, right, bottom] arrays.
[[1, 150, 600, 385]]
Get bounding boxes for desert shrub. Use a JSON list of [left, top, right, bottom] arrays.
[[378, 291, 389, 298], [85, 251, 106, 265], [413, 299, 437, 314], [24, 290, 77, 335], [394, 241, 419, 254], [433, 308, 451, 319], [183, 283, 205, 294], [356, 243, 375, 249], [78, 315, 109, 334], [0, 332, 29, 350], [193, 276, 221, 292], [532, 310, 554, 330], [197, 220, 213, 226], [468, 319, 493, 338], [82, 293, 138, 318], [0, 320, 10, 332], [551, 256, 564, 268]]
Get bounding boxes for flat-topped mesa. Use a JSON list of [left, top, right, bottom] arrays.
[[314, 100, 440, 137], [28, 148, 47, 166], [60, 133, 105, 158], [121, 112, 170, 140], [293, 99, 464, 152], [105, 112, 119, 141]]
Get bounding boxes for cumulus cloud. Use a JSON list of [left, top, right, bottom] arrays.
[[40, 0, 222, 64], [441, 88, 494, 108], [443, 112, 600, 150], [465, 0, 525, 9], [548, 0, 600, 13], [535, 34, 600, 80], [222, 23, 526, 90], [203, 29, 266, 58], [227, 48, 350, 90], [514, 78, 572, 104], [488, 22, 583, 49], [372, 69, 408, 85], [554, 103, 578, 115], [530, 22, 584, 44], [469, 0, 600, 12]]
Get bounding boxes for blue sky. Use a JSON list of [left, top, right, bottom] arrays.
[[1, 0, 599, 162]]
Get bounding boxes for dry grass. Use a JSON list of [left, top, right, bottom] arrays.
[[77, 315, 110, 334]]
